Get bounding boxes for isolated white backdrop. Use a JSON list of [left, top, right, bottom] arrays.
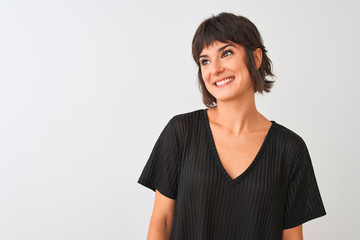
[[0, 0, 359, 239]]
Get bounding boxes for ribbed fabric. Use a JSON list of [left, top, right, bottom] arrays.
[[137, 109, 326, 240]]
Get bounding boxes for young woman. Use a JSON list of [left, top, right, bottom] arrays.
[[137, 12, 326, 240]]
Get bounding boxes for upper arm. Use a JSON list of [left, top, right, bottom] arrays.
[[282, 224, 303, 240], [150, 190, 176, 228]]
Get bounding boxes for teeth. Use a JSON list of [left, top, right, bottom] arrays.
[[215, 77, 234, 86]]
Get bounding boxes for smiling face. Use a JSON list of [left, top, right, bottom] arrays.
[[199, 41, 255, 103]]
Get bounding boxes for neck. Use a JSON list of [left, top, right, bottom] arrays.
[[209, 93, 265, 136]]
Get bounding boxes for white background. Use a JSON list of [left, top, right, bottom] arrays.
[[1, 0, 359, 239]]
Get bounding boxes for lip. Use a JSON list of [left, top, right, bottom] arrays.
[[213, 76, 235, 85], [213, 76, 235, 87]]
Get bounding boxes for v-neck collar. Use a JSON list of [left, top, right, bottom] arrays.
[[203, 108, 277, 185]]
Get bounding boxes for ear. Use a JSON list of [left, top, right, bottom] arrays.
[[253, 48, 263, 70]]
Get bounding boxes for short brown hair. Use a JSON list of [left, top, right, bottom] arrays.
[[192, 12, 275, 108]]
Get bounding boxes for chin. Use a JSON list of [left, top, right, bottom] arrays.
[[213, 96, 237, 103]]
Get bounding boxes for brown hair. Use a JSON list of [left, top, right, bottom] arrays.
[[192, 12, 275, 108]]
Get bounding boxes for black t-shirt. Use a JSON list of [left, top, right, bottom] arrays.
[[137, 109, 326, 240]]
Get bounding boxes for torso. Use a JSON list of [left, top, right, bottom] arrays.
[[207, 109, 273, 180]]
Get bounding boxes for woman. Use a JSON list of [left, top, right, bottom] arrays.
[[137, 12, 326, 240]]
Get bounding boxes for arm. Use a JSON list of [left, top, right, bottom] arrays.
[[282, 224, 303, 240], [147, 190, 176, 240]]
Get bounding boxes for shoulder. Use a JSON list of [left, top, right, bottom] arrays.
[[169, 108, 204, 129], [272, 121, 307, 155], [165, 109, 205, 147]]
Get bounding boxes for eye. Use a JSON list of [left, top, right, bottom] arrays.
[[200, 59, 210, 66], [222, 49, 233, 57]]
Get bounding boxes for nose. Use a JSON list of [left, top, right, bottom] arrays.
[[210, 59, 225, 75]]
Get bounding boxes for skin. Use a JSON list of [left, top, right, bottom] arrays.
[[147, 190, 175, 240], [147, 40, 303, 240]]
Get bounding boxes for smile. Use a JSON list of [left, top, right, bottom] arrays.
[[214, 77, 235, 86]]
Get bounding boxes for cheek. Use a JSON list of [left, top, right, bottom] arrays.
[[201, 69, 210, 82], [228, 56, 248, 73], [233, 63, 250, 77]]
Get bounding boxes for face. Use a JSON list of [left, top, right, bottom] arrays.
[[199, 41, 254, 103]]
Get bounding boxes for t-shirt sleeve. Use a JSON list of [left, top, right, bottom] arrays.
[[137, 118, 180, 200], [283, 139, 327, 229]]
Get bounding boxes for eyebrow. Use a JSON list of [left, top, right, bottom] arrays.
[[199, 44, 237, 60]]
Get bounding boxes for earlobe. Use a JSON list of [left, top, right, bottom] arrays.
[[254, 48, 263, 70]]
